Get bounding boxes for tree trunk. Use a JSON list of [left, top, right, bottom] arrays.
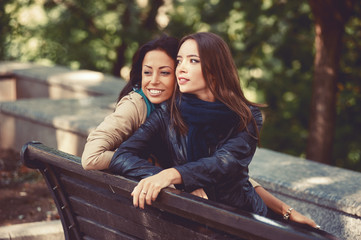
[[112, 0, 165, 77], [307, 0, 354, 164], [112, 3, 131, 77]]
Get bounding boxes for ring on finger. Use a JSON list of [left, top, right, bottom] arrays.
[[142, 190, 147, 195]]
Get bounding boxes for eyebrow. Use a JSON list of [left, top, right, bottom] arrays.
[[177, 54, 200, 58], [144, 65, 173, 70]]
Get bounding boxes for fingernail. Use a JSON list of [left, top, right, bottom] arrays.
[[315, 225, 321, 229]]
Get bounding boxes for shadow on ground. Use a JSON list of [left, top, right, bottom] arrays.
[[0, 149, 58, 226]]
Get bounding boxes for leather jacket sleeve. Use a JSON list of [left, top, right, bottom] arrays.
[[108, 108, 165, 179], [173, 106, 262, 193]]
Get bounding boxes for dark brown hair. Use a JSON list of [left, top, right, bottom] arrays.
[[170, 32, 265, 139], [117, 35, 179, 102]]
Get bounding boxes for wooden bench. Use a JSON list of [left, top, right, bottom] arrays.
[[21, 141, 339, 240]]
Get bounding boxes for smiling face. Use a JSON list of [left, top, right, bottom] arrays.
[[176, 39, 214, 102], [141, 50, 176, 104]]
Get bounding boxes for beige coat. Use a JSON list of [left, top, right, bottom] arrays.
[[81, 91, 147, 170]]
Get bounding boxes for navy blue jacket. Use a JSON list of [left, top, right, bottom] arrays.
[[109, 103, 267, 216]]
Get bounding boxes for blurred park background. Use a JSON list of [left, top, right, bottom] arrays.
[[1, 0, 360, 172]]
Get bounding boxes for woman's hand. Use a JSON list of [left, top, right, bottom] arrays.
[[131, 168, 182, 209], [289, 210, 318, 228], [190, 188, 208, 199], [254, 186, 319, 229]]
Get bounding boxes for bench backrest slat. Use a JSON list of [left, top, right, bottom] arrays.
[[21, 141, 338, 240], [56, 165, 229, 239]]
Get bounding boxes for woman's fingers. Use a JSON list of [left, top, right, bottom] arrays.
[[144, 185, 155, 206], [131, 185, 141, 208], [134, 186, 210, 209], [151, 188, 161, 202], [190, 188, 208, 199], [289, 210, 318, 228], [131, 181, 147, 208], [131, 180, 161, 209], [138, 188, 147, 209], [131, 170, 177, 209], [136, 180, 148, 209]]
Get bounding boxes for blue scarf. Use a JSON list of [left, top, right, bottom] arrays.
[[179, 94, 240, 162], [134, 88, 155, 117]]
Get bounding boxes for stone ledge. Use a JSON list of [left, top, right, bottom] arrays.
[[268, 190, 361, 240], [251, 148, 361, 239], [0, 96, 116, 156], [252, 149, 361, 217], [0, 61, 126, 156], [0, 96, 116, 136], [0, 61, 126, 97], [0, 220, 64, 240]]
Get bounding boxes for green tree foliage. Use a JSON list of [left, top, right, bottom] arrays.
[[1, 0, 360, 171], [1, 0, 164, 75], [334, 5, 361, 169]]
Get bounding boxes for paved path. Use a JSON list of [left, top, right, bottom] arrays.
[[0, 220, 64, 240]]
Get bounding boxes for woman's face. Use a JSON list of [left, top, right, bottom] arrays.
[[141, 50, 176, 104], [176, 39, 214, 102]]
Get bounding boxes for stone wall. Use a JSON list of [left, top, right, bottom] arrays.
[[0, 61, 125, 155], [1, 61, 360, 240]]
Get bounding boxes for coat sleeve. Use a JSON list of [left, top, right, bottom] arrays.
[[108, 108, 165, 179], [81, 93, 147, 170], [174, 107, 263, 193]]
